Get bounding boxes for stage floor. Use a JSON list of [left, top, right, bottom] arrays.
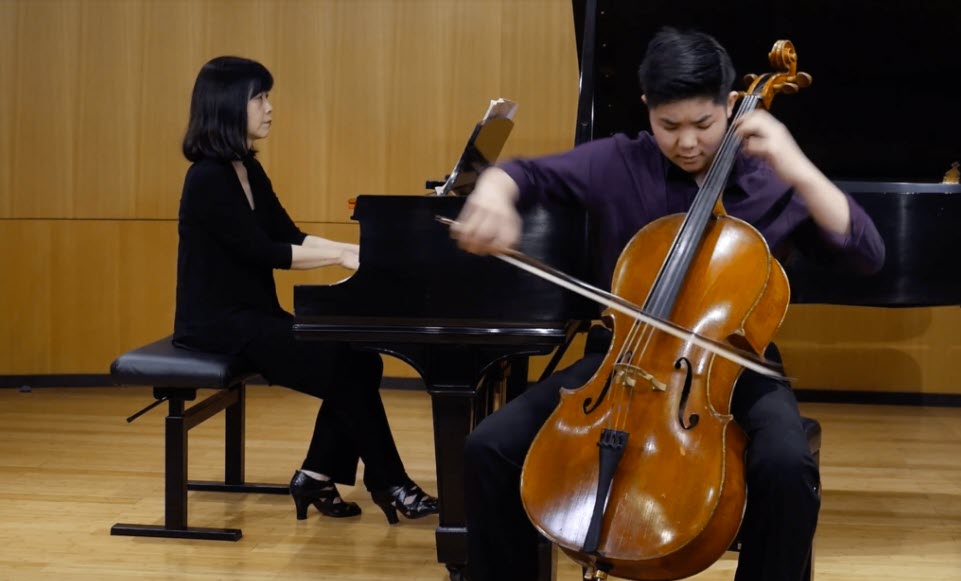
[[1, 386, 959, 580]]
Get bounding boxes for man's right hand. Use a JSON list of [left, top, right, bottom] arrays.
[[449, 167, 522, 255]]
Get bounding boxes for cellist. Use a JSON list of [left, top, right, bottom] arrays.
[[451, 28, 885, 581]]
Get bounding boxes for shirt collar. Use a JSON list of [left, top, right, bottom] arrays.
[[658, 146, 752, 202]]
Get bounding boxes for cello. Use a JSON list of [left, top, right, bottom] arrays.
[[516, 41, 812, 580]]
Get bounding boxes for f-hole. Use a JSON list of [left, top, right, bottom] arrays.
[[583, 371, 613, 414], [675, 357, 699, 430]]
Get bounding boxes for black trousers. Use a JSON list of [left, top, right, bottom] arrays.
[[464, 330, 820, 581], [242, 327, 408, 491]]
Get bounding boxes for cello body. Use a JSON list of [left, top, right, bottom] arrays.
[[520, 212, 790, 580]]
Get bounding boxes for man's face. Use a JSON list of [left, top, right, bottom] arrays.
[[647, 93, 736, 178]]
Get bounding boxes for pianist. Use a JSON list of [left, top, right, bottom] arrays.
[[452, 28, 883, 581], [174, 56, 438, 525]]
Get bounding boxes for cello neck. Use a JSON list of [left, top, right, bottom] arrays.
[[691, 94, 762, 215], [642, 93, 762, 319]]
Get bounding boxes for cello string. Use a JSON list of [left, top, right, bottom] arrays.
[[611, 317, 642, 431], [625, 92, 764, 374]]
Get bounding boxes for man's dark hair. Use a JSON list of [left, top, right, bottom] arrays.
[[182, 56, 273, 162], [638, 27, 736, 108]]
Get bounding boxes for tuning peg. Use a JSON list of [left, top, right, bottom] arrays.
[[780, 83, 798, 94], [795, 72, 813, 87], [743, 73, 759, 87]]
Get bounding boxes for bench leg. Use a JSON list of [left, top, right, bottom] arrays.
[[187, 383, 289, 496], [166, 398, 188, 530], [225, 382, 245, 485], [112, 391, 243, 541]]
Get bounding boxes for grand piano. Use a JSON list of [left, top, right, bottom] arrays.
[[295, 0, 959, 578]]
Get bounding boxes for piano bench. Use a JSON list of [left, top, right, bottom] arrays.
[[108, 336, 288, 541]]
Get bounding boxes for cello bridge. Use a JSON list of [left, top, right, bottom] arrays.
[[614, 363, 667, 391]]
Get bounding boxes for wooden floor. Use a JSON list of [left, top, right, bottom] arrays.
[[1, 386, 959, 580]]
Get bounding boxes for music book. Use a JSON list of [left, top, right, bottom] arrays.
[[433, 98, 518, 196]]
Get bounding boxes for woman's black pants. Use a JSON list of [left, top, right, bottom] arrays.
[[242, 328, 408, 491]]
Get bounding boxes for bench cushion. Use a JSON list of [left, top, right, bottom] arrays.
[[110, 336, 257, 389]]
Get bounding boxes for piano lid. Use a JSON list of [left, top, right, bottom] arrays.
[[572, 0, 960, 182]]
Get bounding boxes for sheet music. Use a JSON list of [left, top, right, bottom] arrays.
[[482, 98, 518, 122], [434, 98, 518, 195]]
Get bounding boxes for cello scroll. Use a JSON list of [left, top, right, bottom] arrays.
[[743, 40, 812, 108]]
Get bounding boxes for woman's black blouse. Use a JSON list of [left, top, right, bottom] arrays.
[[173, 157, 306, 354]]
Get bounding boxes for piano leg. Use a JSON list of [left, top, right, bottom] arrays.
[[359, 342, 557, 580], [432, 358, 558, 581], [429, 383, 476, 573]]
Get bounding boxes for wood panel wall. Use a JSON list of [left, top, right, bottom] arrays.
[[0, 0, 957, 393]]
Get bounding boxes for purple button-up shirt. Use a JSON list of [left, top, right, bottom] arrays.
[[501, 132, 885, 291]]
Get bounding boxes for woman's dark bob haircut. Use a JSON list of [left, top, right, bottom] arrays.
[[182, 56, 273, 162]]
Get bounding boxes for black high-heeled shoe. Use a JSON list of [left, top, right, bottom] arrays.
[[289, 470, 362, 520], [370, 480, 439, 524]]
